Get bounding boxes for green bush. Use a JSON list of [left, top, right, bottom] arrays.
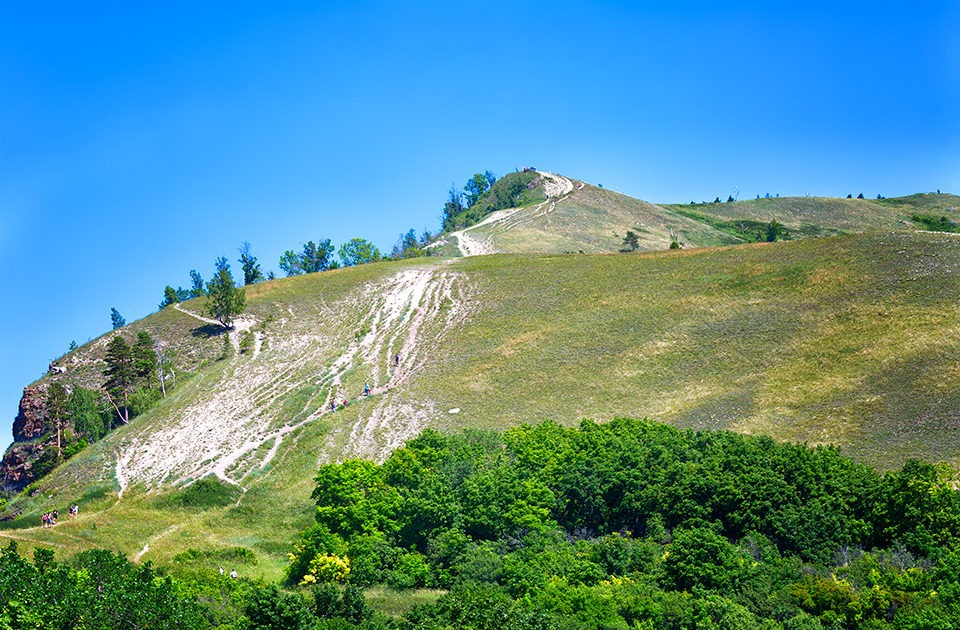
[[128, 386, 162, 418], [245, 585, 315, 630], [171, 477, 240, 509], [664, 527, 739, 592]]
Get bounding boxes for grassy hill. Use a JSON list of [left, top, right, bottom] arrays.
[[5, 228, 960, 578], [666, 192, 960, 240], [431, 172, 959, 255]]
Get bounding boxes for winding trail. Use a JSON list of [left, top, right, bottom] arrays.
[[446, 172, 576, 257]]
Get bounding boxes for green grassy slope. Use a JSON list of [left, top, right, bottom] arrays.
[[414, 232, 960, 469], [470, 184, 744, 253], [440, 172, 959, 255], [6, 229, 960, 574], [664, 193, 960, 240]]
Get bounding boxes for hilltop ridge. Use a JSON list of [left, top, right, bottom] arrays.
[[432, 171, 960, 256]]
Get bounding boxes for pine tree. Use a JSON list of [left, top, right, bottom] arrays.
[[103, 336, 135, 423], [110, 308, 126, 330], [238, 241, 263, 285], [132, 332, 159, 388], [189, 270, 204, 298]]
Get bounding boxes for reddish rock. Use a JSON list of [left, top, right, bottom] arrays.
[[12, 385, 49, 442], [0, 441, 45, 494], [1, 386, 53, 494]]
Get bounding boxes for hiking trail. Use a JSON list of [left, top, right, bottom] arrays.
[[446, 171, 576, 257]]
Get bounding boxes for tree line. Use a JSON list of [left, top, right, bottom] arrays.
[[441, 169, 543, 232], [278, 418, 960, 630], [156, 232, 433, 312], [11, 418, 960, 629]]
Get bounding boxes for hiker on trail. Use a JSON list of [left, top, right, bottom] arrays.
[[219, 566, 224, 575], [364, 383, 370, 395], [53, 508, 58, 524], [394, 354, 400, 366], [230, 569, 238, 579], [331, 400, 336, 413], [342, 399, 349, 409]]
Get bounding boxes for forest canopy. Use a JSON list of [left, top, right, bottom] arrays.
[[285, 418, 960, 630]]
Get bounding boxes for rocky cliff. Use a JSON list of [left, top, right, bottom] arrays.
[[12, 385, 50, 442], [1, 386, 52, 494]]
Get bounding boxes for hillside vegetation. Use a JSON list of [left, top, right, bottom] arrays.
[[3, 227, 960, 579], [434, 171, 959, 256]]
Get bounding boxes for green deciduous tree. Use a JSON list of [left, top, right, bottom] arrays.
[[664, 527, 739, 592], [46, 382, 68, 460], [312, 459, 401, 536], [278, 250, 302, 276], [67, 386, 105, 441], [279, 240, 337, 276], [302, 239, 336, 273], [338, 238, 381, 267], [244, 585, 316, 630], [464, 172, 495, 207], [204, 257, 246, 327], [622, 231, 639, 251]]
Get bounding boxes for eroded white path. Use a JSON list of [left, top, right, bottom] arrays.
[[446, 171, 576, 257], [113, 265, 476, 491]]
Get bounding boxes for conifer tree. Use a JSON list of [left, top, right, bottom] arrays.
[[132, 332, 159, 387], [238, 241, 263, 285], [110, 308, 126, 330], [103, 336, 135, 423]]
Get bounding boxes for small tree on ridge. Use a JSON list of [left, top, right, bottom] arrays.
[[205, 257, 246, 328]]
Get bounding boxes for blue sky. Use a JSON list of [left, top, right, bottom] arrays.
[[2, 1, 958, 441]]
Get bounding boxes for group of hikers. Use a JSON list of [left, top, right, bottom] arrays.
[[328, 354, 399, 413], [41, 509, 58, 527], [41, 504, 78, 528]]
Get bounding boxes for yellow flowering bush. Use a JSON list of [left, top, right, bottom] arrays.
[[299, 553, 351, 585]]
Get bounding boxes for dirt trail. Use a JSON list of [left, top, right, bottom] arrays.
[[332, 269, 474, 461], [112, 264, 476, 490], [174, 303, 257, 354], [446, 172, 576, 257], [134, 524, 180, 563]]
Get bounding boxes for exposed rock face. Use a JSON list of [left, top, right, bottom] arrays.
[[12, 385, 49, 442], [0, 442, 45, 494], [1, 386, 51, 494]]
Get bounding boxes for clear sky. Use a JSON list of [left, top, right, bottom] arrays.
[[2, 1, 958, 441]]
